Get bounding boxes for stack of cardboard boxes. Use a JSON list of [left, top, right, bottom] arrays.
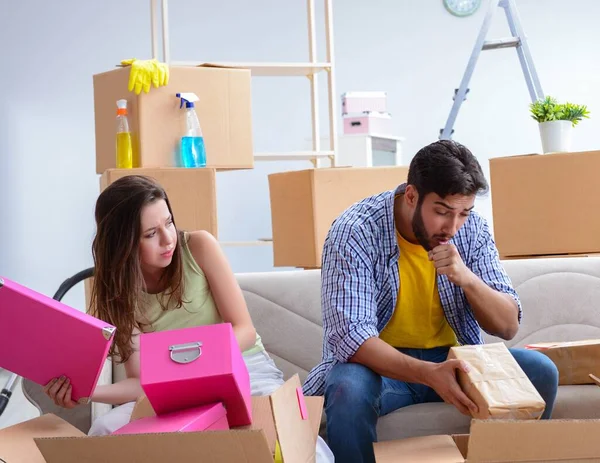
[[93, 64, 256, 237], [490, 149, 600, 259]]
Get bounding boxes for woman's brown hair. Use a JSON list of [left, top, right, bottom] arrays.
[[90, 175, 185, 363]]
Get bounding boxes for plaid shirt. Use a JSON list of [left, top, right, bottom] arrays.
[[302, 184, 522, 396]]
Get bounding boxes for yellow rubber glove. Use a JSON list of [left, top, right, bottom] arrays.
[[120, 58, 169, 95]]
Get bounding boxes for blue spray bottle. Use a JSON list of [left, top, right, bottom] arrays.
[[176, 92, 206, 168]]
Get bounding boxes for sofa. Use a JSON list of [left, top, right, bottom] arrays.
[[22, 256, 600, 439]]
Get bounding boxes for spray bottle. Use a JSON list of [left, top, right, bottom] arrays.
[[116, 99, 133, 169], [176, 92, 206, 168]]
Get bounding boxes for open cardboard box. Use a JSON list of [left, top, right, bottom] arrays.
[[374, 419, 600, 462], [0, 375, 323, 463]]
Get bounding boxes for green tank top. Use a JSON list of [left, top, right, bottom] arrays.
[[137, 232, 265, 356]]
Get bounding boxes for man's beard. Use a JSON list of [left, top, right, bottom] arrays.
[[412, 201, 432, 251]]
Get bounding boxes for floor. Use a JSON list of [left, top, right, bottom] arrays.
[[0, 368, 40, 429]]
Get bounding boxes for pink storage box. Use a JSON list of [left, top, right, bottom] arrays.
[[341, 91, 387, 115], [0, 276, 116, 404], [140, 323, 252, 427], [343, 111, 393, 135], [112, 402, 228, 435]]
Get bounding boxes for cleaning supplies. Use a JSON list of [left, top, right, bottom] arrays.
[[115, 99, 133, 168], [176, 92, 206, 168]]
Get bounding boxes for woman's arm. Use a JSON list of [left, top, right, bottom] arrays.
[[187, 230, 257, 352]]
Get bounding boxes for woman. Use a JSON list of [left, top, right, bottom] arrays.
[[44, 175, 333, 461]]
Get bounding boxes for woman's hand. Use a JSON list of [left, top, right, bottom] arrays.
[[43, 376, 78, 409]]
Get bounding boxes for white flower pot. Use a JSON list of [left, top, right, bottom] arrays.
[[538, 120, 573, 154]]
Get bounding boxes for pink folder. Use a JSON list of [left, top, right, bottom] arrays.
[[112, 402, 228, 435], [140, 323, 252, 426], [0, 276, 116, 404]]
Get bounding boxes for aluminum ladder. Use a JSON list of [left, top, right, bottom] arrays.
[[439, 0, 544, 140]]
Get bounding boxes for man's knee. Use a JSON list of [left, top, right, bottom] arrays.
[[513, 348, 559, 387], [324, 362, 381, 410]]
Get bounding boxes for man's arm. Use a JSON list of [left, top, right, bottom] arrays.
[[323, 227, 477, 415], [429, 217, 520, 340]]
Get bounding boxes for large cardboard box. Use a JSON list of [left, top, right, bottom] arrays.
[[526, 339, 600, 385], [100, 167, 218, 237], [0, 414, 85, 463], [374, 419, 600, 462], [268, 166, 409, 268], [490, 150, 600, 258], [1, 375, 323, 463], [448, 343, 546, 420], [93, 66, 254, 173]]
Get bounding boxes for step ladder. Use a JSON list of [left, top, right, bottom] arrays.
[[439, 0, 544, 140]]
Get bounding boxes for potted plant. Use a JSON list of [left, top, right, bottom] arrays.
[[529, 96, 590, 154]]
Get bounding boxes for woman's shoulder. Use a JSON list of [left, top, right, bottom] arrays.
[[183, 230, 219, 267]]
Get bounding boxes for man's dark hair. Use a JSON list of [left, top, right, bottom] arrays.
[[407, 139, 488, 200]]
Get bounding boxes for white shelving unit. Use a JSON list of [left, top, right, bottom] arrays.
[[147, 0, 338, 248], [150, 0, 338, 168]]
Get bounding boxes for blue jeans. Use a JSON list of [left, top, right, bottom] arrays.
[[324, 346, 558, 463]]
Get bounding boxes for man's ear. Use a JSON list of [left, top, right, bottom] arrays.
[[405, 185, 419, 208]]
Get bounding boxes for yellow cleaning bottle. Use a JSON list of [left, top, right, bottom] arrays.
[[116, 99, 133, 168]]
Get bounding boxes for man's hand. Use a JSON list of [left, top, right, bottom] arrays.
[[429, 243, 475, 287], [422, 360, 478, 416]]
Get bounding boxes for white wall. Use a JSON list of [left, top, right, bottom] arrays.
[[1, 0, 599, 427]]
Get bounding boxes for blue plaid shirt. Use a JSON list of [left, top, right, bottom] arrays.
[[303, 184, 522, 396]]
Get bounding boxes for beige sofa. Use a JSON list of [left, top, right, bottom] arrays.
[[23, 256, 600, 439]]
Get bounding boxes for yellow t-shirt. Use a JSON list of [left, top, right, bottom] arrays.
[[379, 230, 458, 349]]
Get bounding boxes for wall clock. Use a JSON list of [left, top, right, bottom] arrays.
[[444, 0, 482, 17]]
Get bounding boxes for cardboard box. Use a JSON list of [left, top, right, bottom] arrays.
[[268, 166, 409, 268], [490, 150, 600, 258], [592, 373, 600, 386], [140, 324, 251, 426], [113, 402, 229, 435], [526, 339, 600, 385], [448, 343, 546, 420], [100, 167, 218, 237], [374, 419, 600, 462], [0, 414, 85, 463], [93, 65, 254, 173], [4, 375, 322, 463]]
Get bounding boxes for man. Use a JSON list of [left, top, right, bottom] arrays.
[[303, 140, 559, 463]]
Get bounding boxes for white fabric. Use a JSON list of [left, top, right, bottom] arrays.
[[89, 350, 334, 462]]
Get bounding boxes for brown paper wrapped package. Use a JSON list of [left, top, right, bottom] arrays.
[[448, 343, 546, 420], [526, 339, 600, 385]]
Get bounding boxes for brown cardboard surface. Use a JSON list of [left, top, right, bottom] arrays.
[[0, 414, 84, 463], [36, 429, 274, 463], [467, 419, 600, 461], [526, 339, 600, 385], [490, 150, 600, 257], [268, 166, 409, 268], [374, 435, 464, 462], [100, 167, 218, 237], [93, 66, 253, 173], [375, 420, 600, 462], [448, 343, 545, 420], [270, 375, 315, 463]]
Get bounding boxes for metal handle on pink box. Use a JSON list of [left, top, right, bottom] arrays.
[[169, 341, 203, 364]]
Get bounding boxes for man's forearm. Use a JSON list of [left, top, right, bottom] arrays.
[[349, 337, 431, 384], [462, 272, 519, 339]]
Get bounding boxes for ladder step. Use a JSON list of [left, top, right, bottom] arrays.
[[483, 37, 520, 50]]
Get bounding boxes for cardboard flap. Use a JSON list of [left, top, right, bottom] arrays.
[[591, 374, 600, 386], [248, 395, 277, 453], [0, 414, 84, 463], [373, 435, 464, 462], [305, 395, 324, 438], [129, 394, 156, 422], [35, 429, 273, 463], [270, 374, 315, 463], [467, 419, 600, 461]]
